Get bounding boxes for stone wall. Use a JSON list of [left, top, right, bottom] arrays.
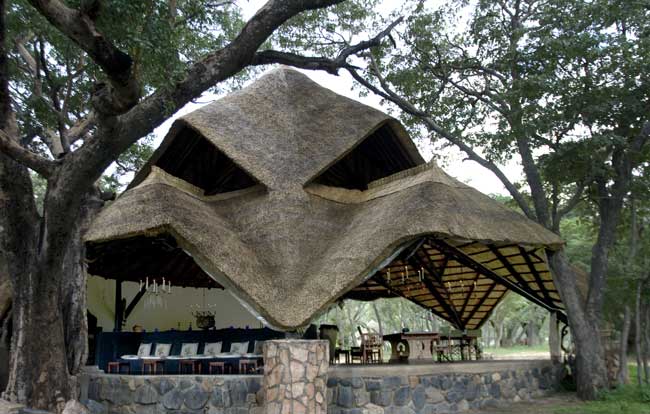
[[85, 374, 263, 414], [83, 360, 562, 414], [326, 361, 563, 414]]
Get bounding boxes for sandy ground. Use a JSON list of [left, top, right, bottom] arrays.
[[487, 351, 551, 360]]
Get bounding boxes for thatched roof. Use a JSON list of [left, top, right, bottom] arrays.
[[85, 67, 565, 330]]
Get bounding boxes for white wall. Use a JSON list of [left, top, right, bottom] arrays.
[[87, 276, 263, 332]]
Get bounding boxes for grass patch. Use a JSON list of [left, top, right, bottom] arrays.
[[553, 364, 650, 414]]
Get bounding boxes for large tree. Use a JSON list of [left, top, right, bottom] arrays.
[[347, 0, 649, 399], [0, 0, 397, 410]]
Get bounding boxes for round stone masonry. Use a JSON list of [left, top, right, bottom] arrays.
[[264, 339, 329, 414]]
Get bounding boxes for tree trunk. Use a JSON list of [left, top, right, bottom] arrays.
[[617, 305, 632, 385], [549, 251, 608, 399], [0, 156, 100, 411], [372, 302, 383, 337], [60, 192, 102, 377], [642, 302, 650, 384], [527, 321, 540, 347], [634, 279, 643, 386], [5, 267, 70, 411], [496, 323, 504, 348]]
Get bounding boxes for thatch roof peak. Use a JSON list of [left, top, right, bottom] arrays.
[[131, 67, 424, 192]]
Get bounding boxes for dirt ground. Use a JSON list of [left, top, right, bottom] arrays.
[[469, 393, 582, 414]]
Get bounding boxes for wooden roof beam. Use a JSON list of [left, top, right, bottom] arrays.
[[518, 246, 556, 304], [462, 282, 497, 326], [488, 245, 542, 298], [428, 238, 567, 324], [370, 274, 454, 323], [408, 253, 464, 329]]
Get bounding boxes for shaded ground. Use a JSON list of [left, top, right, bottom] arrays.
[[469, 394, 582, 414]]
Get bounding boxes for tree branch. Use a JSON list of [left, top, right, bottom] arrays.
[[556, 181, 586, 221], [0, 128, 57, 177], [65, 112, 96, 145], [251, 17, 403, 74], [347, 63, 536, 221], [26, 0, 139, 116], [59, 0, 346, 193]]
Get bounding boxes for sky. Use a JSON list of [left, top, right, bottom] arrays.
[[151, 0, 525, 196]]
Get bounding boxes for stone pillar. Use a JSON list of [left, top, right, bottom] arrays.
[[264, 339, 329, 414], [549, 312, 561, 362]]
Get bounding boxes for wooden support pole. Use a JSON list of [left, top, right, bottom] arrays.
[[124, 287, 147, 321], [114, 280, 123, 332]]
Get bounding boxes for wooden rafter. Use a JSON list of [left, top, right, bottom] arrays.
[[488, 246, 542, 299], [428, 238, 567, 323], [371, 273, 453, 323], [459, 273, 481, 319], [408, 252, 464, 329], [518, 246, 555, 304]]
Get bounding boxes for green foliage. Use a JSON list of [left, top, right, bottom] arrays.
[[554, 365, 650, 414], [100, 134, 156, 193], [369, 0, 650, 224], [29, 171, 47, 213], [272, 0, 381, 56], [9, 0, 248, 193]]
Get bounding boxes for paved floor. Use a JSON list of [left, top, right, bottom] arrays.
[[329, 358, 553, 377]]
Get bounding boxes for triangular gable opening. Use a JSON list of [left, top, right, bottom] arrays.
[[156, 127, 258, 196], [313, 123, 420, 190]]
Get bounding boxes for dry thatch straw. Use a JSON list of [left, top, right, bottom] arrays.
[[86, 68, 566, 330]]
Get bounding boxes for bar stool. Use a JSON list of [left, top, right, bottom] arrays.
[[107, 361, 130, 374], [239, 359, 257, 375], [208, 361, 226, 374]]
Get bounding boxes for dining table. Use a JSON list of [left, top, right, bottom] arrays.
[[118, 353, 263, 374], [382, 332, 441, 363]]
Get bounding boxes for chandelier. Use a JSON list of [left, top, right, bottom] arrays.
[[140, 277, 172, 309]]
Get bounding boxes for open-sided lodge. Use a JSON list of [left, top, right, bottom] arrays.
[[82, 67, 567, 375]]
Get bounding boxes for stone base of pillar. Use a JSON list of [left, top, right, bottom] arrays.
[[264, 339, 329, 414]]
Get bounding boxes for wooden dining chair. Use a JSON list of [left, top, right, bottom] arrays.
[[358, 327, 383, 363], [434, 327, 454, 362]]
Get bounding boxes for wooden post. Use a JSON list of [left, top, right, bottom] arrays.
[[114, 280, 123, 332], [549, 311, 561, 362]]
